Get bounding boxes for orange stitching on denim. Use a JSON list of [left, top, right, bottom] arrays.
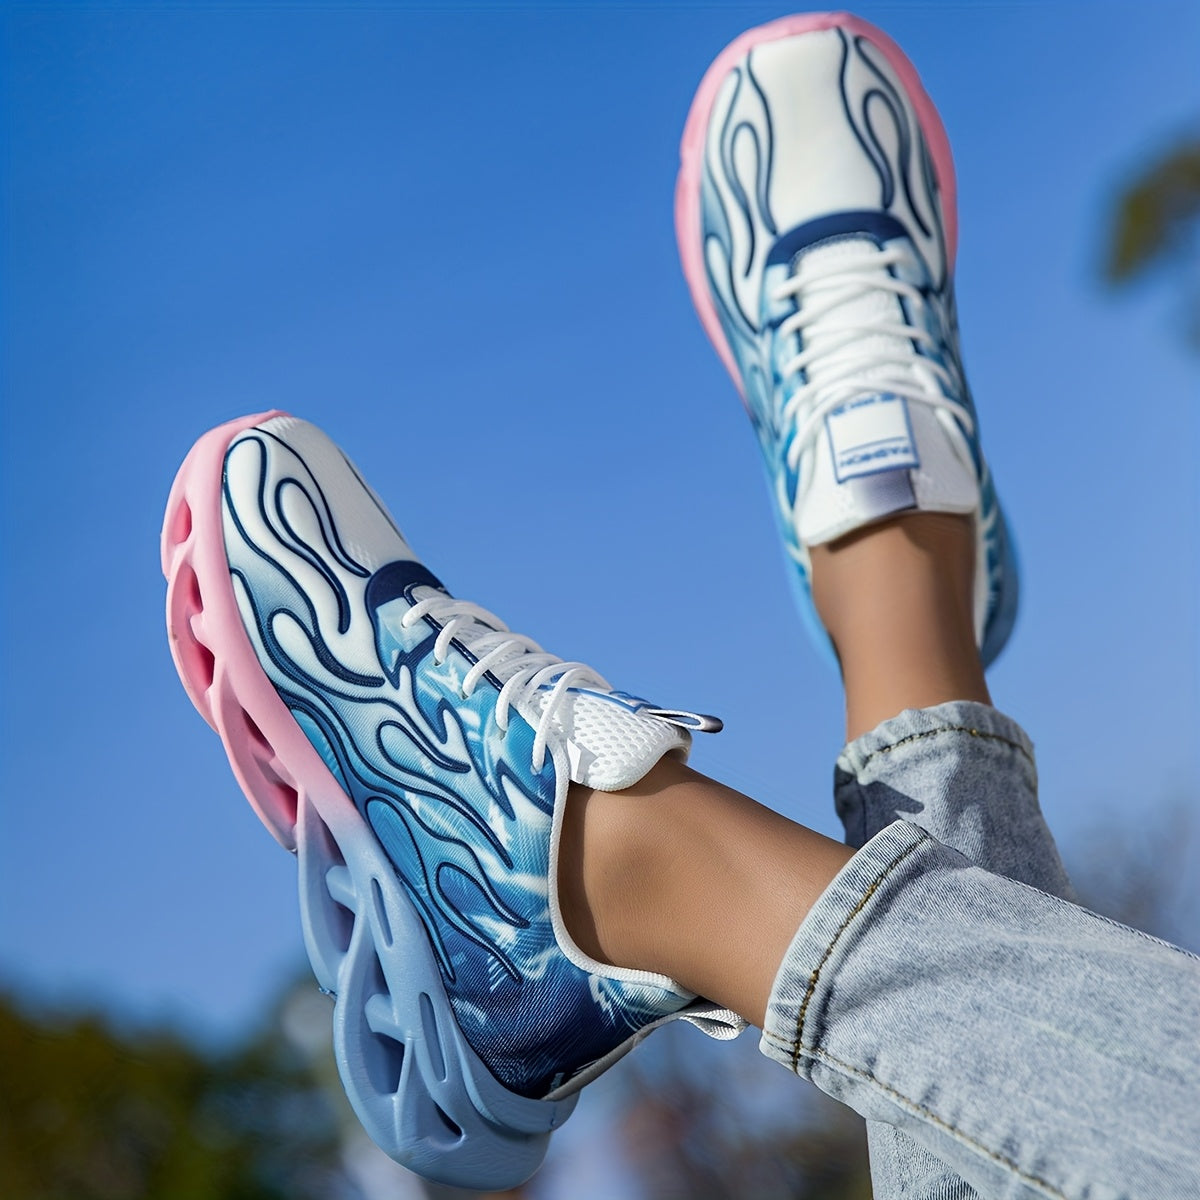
[[859, 724, 1034, 772], [779, 821, 1066, 1198], [794, 1043, 1070, 1200], [789, 834, 927, 1071]]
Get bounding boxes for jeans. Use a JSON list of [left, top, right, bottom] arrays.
[[759, 702, 1200, 1200], [843, 701, 1075, 1200]]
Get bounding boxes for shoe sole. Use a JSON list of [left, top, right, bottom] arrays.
[[161, 413, 575, 1190], [674, 10, 959, 399]]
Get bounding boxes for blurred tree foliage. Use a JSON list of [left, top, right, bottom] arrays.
[[1070, 798, 1199, 956], [0, 992, 345, 1200], [1103, 134, 1200, 345], [618, 1036, 872, 1200]]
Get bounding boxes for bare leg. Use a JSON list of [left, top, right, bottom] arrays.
[[560, 755, 853, 1028], [810, 512, 989, 742], [558, 512, 991, 1028]]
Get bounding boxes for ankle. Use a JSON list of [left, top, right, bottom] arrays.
[[558, 765, 682, 976], [556, 781, 640, 973], [557, 756, 854, 1027], [811, 512, 990, 740]]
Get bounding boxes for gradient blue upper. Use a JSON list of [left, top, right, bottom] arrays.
[[219, 422, 701, 1097]]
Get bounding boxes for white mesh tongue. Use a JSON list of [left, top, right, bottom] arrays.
[[411, 588, 695, 792], [527, 689, 692, 792]]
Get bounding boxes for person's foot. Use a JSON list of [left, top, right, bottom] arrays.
[[161, 413, 740, 1189], [676, 12, 1017, 665]]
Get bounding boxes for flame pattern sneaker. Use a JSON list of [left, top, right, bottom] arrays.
[[161, 413, 741, 1189], [676, 12, 1018, 665]]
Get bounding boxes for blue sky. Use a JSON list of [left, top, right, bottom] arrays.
[[2, 0, 1197, 1061]]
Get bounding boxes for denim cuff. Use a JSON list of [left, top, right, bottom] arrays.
[[837, 701, 1035, 782], [759, 810, 1200, 1198], [830, 703, 1074, 904], [758, 818, 934, 1076]]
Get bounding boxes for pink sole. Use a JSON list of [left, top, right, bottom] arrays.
[[674, 11, 958, 394], [161, 411, 358, 853], [161, 416, 575, 1183]]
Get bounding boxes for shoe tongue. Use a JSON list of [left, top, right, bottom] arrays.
[[407, 587, 698, 792], [528, 689, 693, 792], [787, 236, 911, 395], [782, 238, 978, 547]]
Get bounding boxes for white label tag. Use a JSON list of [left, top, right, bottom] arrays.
[[825, 393, 920, 482]]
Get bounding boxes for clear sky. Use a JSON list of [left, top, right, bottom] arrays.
[[2, 0, 1197, 1052]]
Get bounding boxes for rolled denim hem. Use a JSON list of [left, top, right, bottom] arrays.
[[837, 701, 1035, 781], [759, 819, 931, 1075], [834, 705, 1046, 1200], [832, 701, 1073, 903], [757, 816, 1200, 1198], [835, 704, 1049, 1200]]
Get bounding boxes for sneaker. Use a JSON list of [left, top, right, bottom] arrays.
[[675, 12, 1017, 665], [161, 413, 740, 1189]]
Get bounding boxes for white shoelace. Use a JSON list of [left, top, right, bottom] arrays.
[[399, 591, 611, 773], [770, 244, 974, 474]]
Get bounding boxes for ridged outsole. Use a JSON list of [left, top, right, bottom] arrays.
[[161, 413, 577, 1190]]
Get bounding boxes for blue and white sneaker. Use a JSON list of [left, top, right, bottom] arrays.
[[676, 13, 1018, 665], [161, 413, 741, 1189]]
